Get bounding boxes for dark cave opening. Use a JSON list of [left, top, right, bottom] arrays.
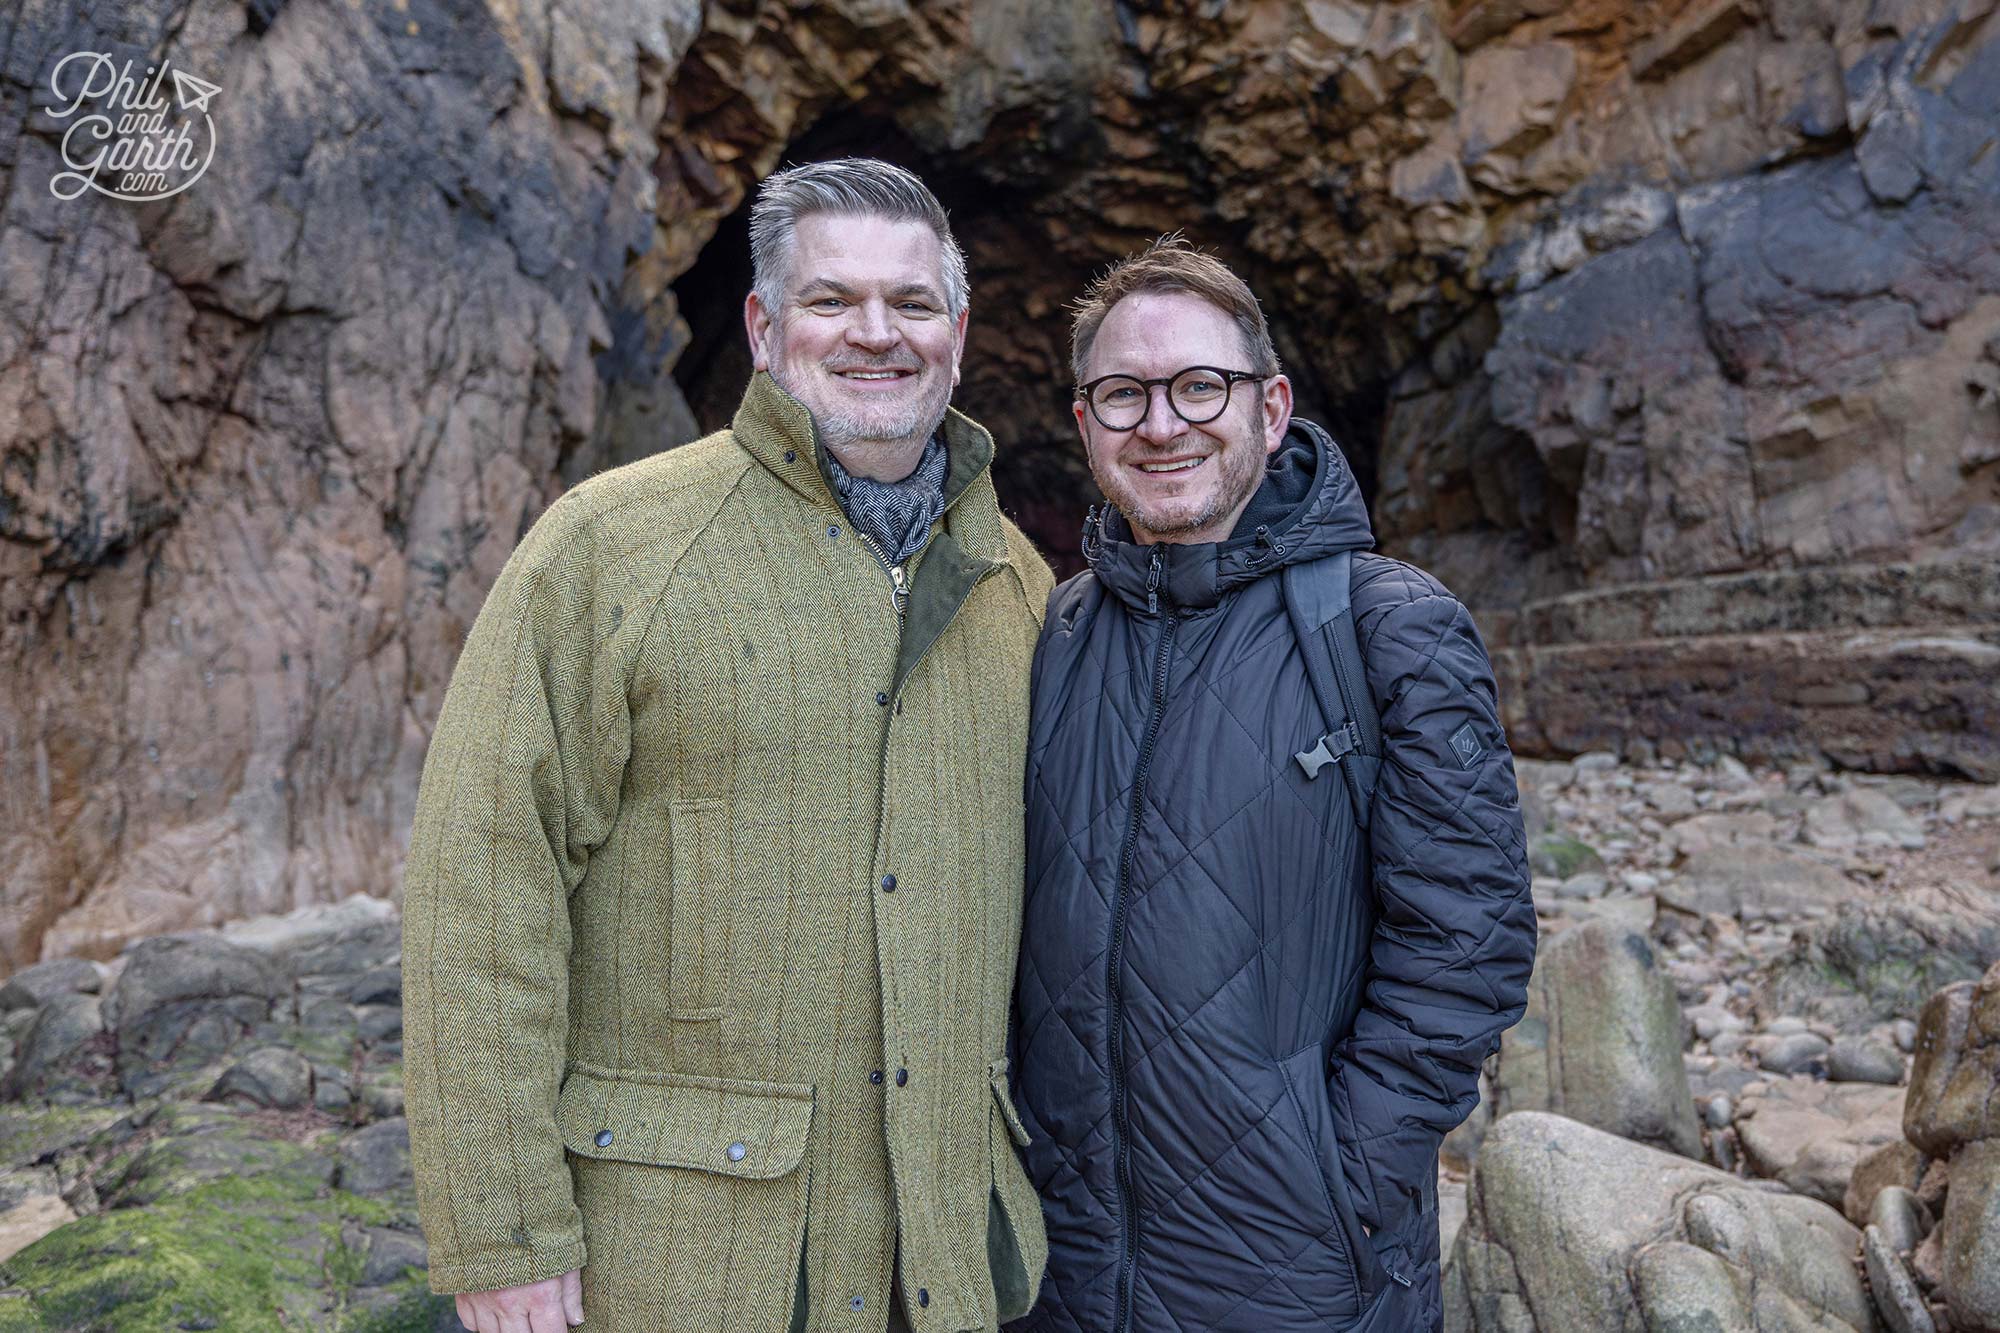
[[669, 111, 1389, 577]]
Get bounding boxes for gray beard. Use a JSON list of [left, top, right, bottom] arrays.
[[767, 344, 951, 461], [813, 398, 945, 457]]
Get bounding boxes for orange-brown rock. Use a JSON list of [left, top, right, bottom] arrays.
[[4, 0, 1998, 963]]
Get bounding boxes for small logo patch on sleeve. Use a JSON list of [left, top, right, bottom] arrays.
[[1449, 721, 1484, 769]]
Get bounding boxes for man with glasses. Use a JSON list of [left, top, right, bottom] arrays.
[[1008, 237, 1535, 1331]]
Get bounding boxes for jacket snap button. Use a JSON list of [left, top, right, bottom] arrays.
[[870, 1069, 884, 1084], [881, 874, 896, 892], [895, 1068, 908, 1086], [849, 1295, 865, 1311], [594, 1130, 613, 1148], [784, 450, 796, 463], [726, 1141, 747, 1162], [876, 691, 889, 706], [918, 1288, 930, 1308], [828, 524, 841, 539]]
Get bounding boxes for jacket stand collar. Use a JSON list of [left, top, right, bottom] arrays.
[[731, 371, 1016, 698]]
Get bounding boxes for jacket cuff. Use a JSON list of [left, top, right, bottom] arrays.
[[424, 1236, 587, 1296]]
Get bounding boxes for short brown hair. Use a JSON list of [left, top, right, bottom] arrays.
[[1069, 234, 1280, 385]]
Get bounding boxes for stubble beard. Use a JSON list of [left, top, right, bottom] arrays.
[[1093, 417, 1268, 543], [768, 329, 953, 465]]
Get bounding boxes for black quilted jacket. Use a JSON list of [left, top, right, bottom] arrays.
[[1009, 421, 1536, 1333]]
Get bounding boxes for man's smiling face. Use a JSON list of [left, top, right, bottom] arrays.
[[747, 212, 967, 478], [1075, 290, 1290, 546]]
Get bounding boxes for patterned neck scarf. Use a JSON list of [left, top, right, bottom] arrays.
[[825, 430, 950, 566]]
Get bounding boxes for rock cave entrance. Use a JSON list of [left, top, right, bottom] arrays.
[[669, 111, 1388, 575]]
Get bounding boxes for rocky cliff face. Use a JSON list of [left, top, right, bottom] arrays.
[[3, 0, 1996, 964]]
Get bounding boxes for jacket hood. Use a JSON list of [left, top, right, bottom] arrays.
[[1082, 418, 1374, 613]]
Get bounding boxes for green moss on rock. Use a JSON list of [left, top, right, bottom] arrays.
[[1529, 833, 1606, 880], [0, 1157, 421, 1330], [0, 1104, 129, 1168]]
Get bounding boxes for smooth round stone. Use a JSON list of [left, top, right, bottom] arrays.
[[1828, 1035, 1904, 1086], [1557, 872, 1611, 900], [1757, 1032, 1831, 1075], [1703, 1095, 1734, 1130], [1870, 1186, 1926, 1256]]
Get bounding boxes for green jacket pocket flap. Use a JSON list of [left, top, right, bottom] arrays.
[[556, 1064, 814, 1180], [988, 1062, 1032, 1149]]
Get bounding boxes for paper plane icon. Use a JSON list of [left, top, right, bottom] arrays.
[[172, 68, 220, 114]]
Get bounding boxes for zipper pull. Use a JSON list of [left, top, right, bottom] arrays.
[[889, 564, 908, 614], [1145, 548, 1163, 616]]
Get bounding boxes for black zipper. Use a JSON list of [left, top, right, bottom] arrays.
[[1328, 632, 1379, 757], [1109, 552, 1176, 1333]]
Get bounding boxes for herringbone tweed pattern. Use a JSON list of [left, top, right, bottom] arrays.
[[404, 373, 1053, 1332]]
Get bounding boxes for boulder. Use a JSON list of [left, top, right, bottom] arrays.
[[0, 1191, 77, 1266], [1528, 832, 1606, 879], [1640, 781, 1698, 819], [106, 934, 289, 1099], [358, 1224, 429, 1287], [1766, 895, 2000, 1028], [0, 1099, 444, 1329], [1445, 1112, 1874, 1331], [0, 995, 110, 1103], [1939, 1139, 2000, 1331], [1904, 962, 2000, 1155], [221, 895, 402, 982], [1733, 1076, 1906, 1209], [0, 959, 103, 1011], [1542, 892, 1658, 935], [335, 1117, 411, 1197], [95, 1102, 338, 1210], [1846, 1140, 1930, 1226], [1869, 1186, 1929, 1257], [1938, 784, 2000, 824], [1805, 787, 1927, 850], [207, 1046, 315, 1111], [1669, 810, 1782, 857], [1864, 1222, 1938, 1333], [1754, 1030, 1831, 1076], [1662, 843, 1852, 921], [1829, 1034, 1906, 1086], [1492, 920, 1704, 1158]]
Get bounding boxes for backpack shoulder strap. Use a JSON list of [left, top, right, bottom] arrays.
[[1280, 550, 1383, 830]]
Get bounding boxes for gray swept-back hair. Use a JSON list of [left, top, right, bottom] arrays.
[[748, 158, 970, 319]]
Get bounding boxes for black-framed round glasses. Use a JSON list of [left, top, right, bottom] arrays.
[[1077, 367, 1268, 431]]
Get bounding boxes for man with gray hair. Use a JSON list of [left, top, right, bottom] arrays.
[[404, 157, 1053, 1333]]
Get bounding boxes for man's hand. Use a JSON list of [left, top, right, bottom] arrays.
[[454, 1270, 584, 1333]]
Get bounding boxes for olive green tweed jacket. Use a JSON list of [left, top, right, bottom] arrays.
[[402, 372, 1054, 1333]]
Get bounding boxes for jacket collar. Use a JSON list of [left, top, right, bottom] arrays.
[[732, 370, 1009, 568]]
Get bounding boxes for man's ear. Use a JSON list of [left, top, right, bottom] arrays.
[[1261, 373, 1294, 454], [949, 306, 969, 388], [1073, 398, 1091, 451], [745, 292, 774, 371]]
